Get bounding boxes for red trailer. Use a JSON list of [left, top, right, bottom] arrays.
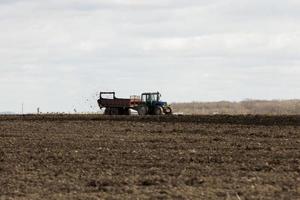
[[97, 92, 141, 115]]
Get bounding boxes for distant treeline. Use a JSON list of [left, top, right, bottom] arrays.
[[172, 100, 300, 115]]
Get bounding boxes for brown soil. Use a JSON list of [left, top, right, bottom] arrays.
[[0, 115, 299, 199]]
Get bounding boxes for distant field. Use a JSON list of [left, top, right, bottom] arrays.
[[0, 115, 299, 199], [172, 100, 300, 115]]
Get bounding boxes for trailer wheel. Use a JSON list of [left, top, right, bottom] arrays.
[[119, 108, 130, 115], [104, 108, 111, 115], [125, 108, 131, 115], [111, 108, 119, 115]]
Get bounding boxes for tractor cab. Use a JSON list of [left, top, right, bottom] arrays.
[[141, 92, 161, 104]]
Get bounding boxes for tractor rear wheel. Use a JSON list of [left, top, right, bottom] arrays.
[[138, 106, 147, 116], [154, 106, 163, 115]]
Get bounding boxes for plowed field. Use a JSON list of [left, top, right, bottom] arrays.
[[0, 115, 299, 199]]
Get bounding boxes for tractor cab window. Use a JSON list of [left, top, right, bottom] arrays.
[[151, 94, 158, 101], [149, 94, 158, 102], [145, 94, 152, 102], [142, 93, 160, 102]]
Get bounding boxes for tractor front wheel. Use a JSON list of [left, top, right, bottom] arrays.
[[164, 107, 173, 115]]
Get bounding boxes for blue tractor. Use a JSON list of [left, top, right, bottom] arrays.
[[137, 92, 172, 115]]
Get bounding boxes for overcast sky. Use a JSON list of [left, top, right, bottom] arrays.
[[1, 0, 300, 113]]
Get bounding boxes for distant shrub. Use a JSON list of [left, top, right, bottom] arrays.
[[172, 100, 300, 115]]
